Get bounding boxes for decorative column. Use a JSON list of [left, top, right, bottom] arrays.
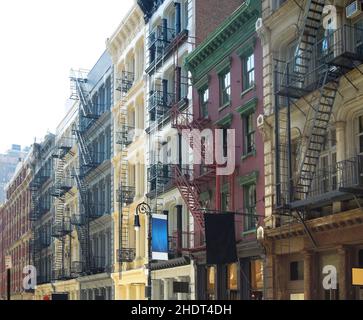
[[338, 245, 353, 300], [125, 284, 131, 300], [163, 278, 173, 300], [303, 250, 317, 300], [335, 121, 346, 163]]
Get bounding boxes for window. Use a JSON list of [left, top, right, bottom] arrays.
[[290, 261, 304, 281], [244, 184, 256, 231], [243, 53, 255, 91], [359, 116, 363, 154], [313, 130, 337, 195], [227, 263, 238, 300], [243, 113, 255, 155], [207, 266, 216, 300], [220, 70, 231, 106], [250, 260, 264, 300], [200, 87, 209, 118], [359, 249, 363, 267], [223, 128, 228, 158], [221, 184, 230, 212]]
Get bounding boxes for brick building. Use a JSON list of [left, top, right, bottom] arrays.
[[0, 150, 33, 300], [184, 0, 264, 300]]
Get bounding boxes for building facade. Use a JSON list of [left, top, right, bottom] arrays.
[[185, 0, 265, 300], [0, 149, 33, 300], [0, 145, 28, 204], [137, 0, 245, 300], [34, 52, 114, 300], [107, 5, 148, 300], [258, 0, 363, 300]]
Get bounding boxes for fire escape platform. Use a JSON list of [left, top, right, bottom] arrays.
[[290, 187, 363, 210]]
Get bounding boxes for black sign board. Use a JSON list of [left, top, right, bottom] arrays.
[[173, 281, 189, 294]]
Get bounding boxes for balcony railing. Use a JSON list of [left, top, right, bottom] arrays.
[[87, 202, 109, 220], [90, 256, 111, 274], [117, 248, 136, 263], [51, 177, 74, 197], [116, 71, 135, 95], [169, 231, 205, 254], [116, 126, 135, 147], [149, 91, 175, 123], [276, 25, 363, 99], [148, 164, 174, 195], [147, 24, 188, 72], [51, 220, 72, 238], [117, 186, 136, 205], [52, 269, 71, 281], [293, 155, 363, 206]]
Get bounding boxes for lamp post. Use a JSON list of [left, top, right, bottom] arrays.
[[134, 202, 152, 301]]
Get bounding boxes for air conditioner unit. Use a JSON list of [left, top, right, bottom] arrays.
[[346, 1, 362, 19]]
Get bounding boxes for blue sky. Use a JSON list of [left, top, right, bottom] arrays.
[[0, 0, 133, 153]]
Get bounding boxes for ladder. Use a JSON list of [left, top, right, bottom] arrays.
[[293, 0, 325, 81], [72, 168, 90, 273], [296, 68, 339, 198], [174, 165, 205, 231]]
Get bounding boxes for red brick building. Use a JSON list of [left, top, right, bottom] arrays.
[[184, 1, 265, 300], [0, 154, 32, 300]]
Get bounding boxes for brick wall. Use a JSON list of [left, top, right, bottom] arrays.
[[195, 0, 243, 44]]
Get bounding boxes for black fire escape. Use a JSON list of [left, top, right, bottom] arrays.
[[274, 0, 363, 219], [70, 70, 112, 276], [50, 139, 74, 281]]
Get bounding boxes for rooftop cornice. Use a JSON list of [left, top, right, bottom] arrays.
[[185, 0, 260, 77]]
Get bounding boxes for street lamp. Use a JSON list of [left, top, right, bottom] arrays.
[[134, 202, 152, 301]]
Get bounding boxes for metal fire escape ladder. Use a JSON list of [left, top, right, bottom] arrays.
[[73, 127, 93, 168], [174, 165, 205, 231], [294, 0, 325, 79], [70, 70, 95, 119], [51, 155, 69, 280], [118, 152, 136, 265], [296, 70, 339, 198]]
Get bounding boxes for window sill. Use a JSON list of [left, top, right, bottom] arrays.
[[219, 101, 231, 112], [242, 229, 257, 236], [241, 150, 256, 161], [241, 85, 256, 98]]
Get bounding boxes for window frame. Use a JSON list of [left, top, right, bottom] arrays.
[[243, 112, 256, 156], [219, 69, 231, 107], [242, 52, 255, 92], [199, 86, 209, 118], [244, 183, 257, 232], [358, 115, 363, 155]]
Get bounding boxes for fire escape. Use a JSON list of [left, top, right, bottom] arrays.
[[143, 5, 206, 251], [115, 70, 136, 267], [69, 70, 99, 275], [50, 139, 74, 281], [275, 0, 363, 217], [29, 144, 42, 284], [70, 69, 111, 275]]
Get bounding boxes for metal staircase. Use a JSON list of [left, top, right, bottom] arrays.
[[70, 70, 98, 120], [174, 165, 205, 231], [293, 0, 325, 81], [117, 149, 136, 264], [51, 150, 72, 280], [70, 169, 90, 275], [295, 69, 339, 198]]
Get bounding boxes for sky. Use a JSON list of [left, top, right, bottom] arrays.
[[0, 0, 134, 154]]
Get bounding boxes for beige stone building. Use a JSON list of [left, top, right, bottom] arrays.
[[258, 0, 363, 300], [107, 5, 148, 300]]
